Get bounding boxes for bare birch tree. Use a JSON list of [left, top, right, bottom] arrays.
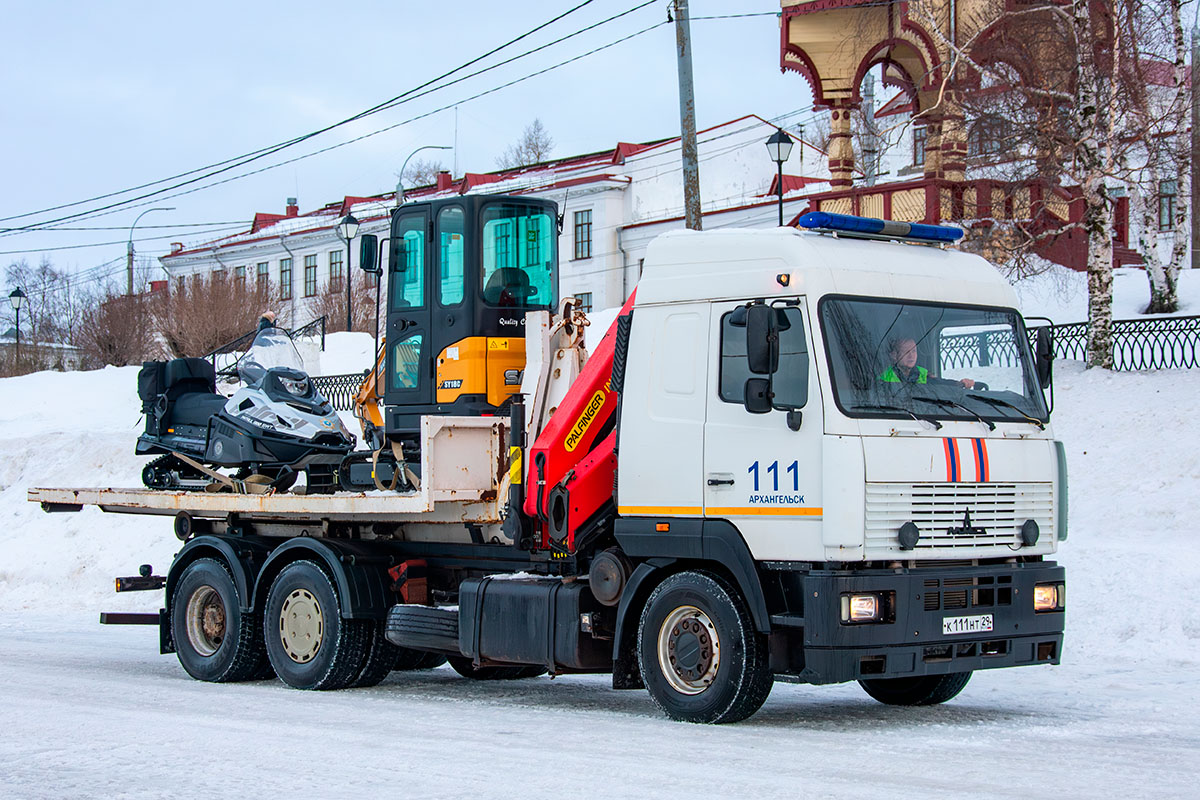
[[496, 119, 554, 169]]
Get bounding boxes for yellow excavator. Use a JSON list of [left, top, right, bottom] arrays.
[[341, 194, 559, 490]]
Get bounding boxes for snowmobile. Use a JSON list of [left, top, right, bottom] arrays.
[[136, 326, 355, 493]]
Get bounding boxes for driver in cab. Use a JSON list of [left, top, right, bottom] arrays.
[[881, 337, 975, 389]]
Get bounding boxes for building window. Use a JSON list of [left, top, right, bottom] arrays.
[[574, 292, 593, 312], [280, 258, 293, 300], [175, 276, 185, 295], [234, 265, 246, 287], [256, 262, 268, 290], [574, 209, 592, 259], [1159, 179, 1177, 231], [329, 249, 344, 291], [304, 254, 318, 297], [968, 116, 1007, 158], [913, 127, 927, 167], [493, 221, 512, 268]]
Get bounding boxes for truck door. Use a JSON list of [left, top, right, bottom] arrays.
[[702, 299, 824, 562], [384, 209, 432, 409]]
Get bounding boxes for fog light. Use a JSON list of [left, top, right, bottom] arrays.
[[1033, 584, 1059, 611], [841, 593, 881, 622]]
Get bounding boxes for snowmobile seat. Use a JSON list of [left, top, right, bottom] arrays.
[[164, 357, 217, 400], [169, 391, 228, 427]]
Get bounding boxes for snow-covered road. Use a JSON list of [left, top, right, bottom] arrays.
[[2, 613, 1195, 799]]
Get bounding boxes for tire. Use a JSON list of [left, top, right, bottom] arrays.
[[171, 558, 267, 682], [637, 570, 773, 724], [447, 656, 546, 681], [348, 620, 401, 688], [263, 560, 370, 690], [859, 672, 972, 706], [393, 648, 448, 672]]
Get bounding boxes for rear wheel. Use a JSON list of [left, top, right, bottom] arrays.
[[447, 656, 545, 681], [264, 560, 369, 690], [348, 620, 401, 688], [171, 558, 267, 682], [637, 571, 772, 724], [859, 672, 972, 706]]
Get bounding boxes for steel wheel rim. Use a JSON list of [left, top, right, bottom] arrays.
[[279, 588, 323, 664], [184, 584, 225, 657], [657, 604, 721, 695]]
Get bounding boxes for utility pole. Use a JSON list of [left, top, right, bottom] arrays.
[[673, 0, 702, 230], [1191, 27, 1198, 269]]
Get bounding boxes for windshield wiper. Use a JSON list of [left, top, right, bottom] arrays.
[[964, 393, 1045, 429], [913, 395, 995, 431], [850, 403, 943, 430]]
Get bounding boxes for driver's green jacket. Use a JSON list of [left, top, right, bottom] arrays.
[[880, 365, 928, 384]]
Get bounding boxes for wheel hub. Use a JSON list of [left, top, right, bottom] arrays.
[[184, 585, 225, 657], [279, 588, 323, 664], [658, 605, 721, 695]]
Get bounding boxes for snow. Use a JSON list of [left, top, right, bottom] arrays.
[[2, 307, 1200, 795], [1013, 261, 1200, 323]]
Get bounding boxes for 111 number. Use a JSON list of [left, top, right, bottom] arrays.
[[747, 460, 799, 492]]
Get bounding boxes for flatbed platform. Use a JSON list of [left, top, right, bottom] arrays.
[[27, 416, 508, 525]]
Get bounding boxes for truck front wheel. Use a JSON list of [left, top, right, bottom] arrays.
[[263, 560, 370, 690], [858, 672, 972, 706], [637, 571, 772, 724], [171, 558, 267, 682]]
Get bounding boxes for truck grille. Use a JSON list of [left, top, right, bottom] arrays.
[[864, 482, 1054, 558]]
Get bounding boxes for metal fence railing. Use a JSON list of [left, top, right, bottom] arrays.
[[941, 315, 1200, 372], [312, 372, 366, 411]]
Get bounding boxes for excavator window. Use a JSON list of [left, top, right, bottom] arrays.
[[480, 204, 555, 308], [437, 206, 465, 306], [393, 223, 426, 309], [391, 334, 423, 391]]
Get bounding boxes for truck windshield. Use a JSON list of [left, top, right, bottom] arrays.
[[819, 296, 1048, 425], [480, 203, 555, 309]]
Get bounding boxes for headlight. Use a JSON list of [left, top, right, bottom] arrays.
[[280, 376, 310, 396], [1033, 583, 1063, 611], [841, 593, 882, 623]]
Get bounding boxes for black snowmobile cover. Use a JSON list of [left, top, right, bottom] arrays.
[[137, 361, 166, 414]]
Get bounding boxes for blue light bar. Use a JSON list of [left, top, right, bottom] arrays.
[[797, 211, 964, 243]]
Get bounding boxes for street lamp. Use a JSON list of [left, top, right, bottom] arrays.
[[336, 213, 360, 332], [127, 207, 175, 295], [396, 145, 453, 206], [765, 129, 795, 227], [9, 287, 26, 366]]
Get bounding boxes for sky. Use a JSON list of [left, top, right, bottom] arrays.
[[0, 1, 814, 288]]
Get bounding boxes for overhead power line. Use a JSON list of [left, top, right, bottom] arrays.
[[6, 15, 670, 232], [0, 0, 658, 232], [0, 226, 243, 256]]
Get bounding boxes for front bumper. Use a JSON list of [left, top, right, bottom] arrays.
[[768, 561, 1065, 684]]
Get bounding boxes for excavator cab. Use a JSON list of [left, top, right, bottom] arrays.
[[358, 195, 559, 447]]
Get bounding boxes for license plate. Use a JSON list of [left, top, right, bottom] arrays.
[[942, 614, 993, 635]]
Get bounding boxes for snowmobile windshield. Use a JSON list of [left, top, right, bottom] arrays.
[[239, 328, 306, 387]]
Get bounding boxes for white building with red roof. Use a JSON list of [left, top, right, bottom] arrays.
[[160, 115, 829, 320]]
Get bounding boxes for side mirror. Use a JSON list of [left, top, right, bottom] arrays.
[[745, 304, 779, 375], [744, 378, 773, 413], [359, 234, 380, 274], [1035, 327, 1053, 389]]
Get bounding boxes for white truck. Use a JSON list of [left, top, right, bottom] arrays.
[[32, 211, 1066, 724]]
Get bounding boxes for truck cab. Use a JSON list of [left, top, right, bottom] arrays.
[[611, 221, 1064, 711]]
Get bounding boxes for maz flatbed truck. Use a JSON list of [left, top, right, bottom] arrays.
[[31, 211, 1067, 724]]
